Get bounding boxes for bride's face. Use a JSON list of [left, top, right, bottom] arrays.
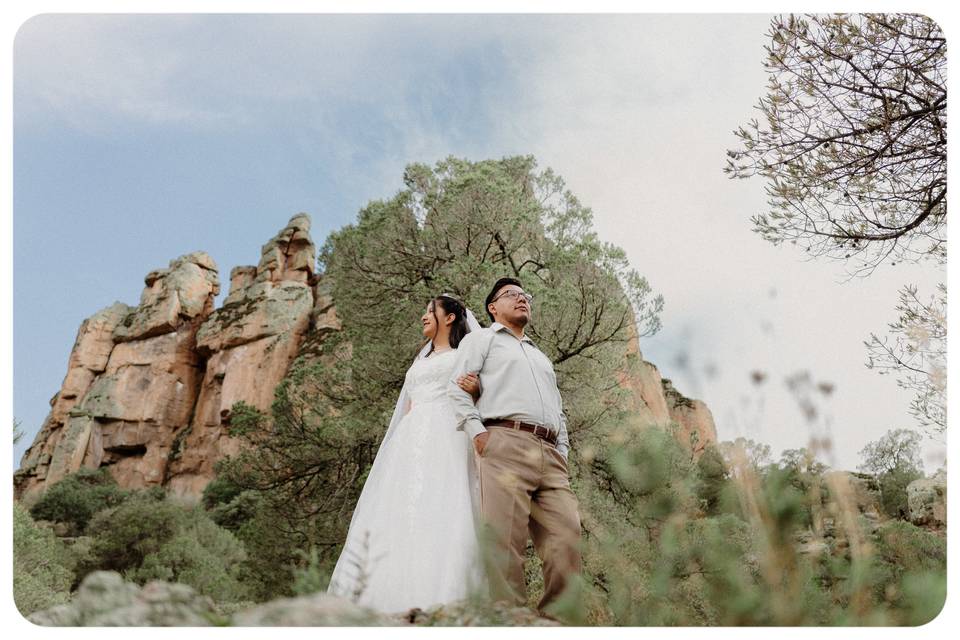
[[421, 302, 439, 338], [421, 301, 452, 339]]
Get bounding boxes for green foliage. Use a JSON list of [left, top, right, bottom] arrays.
[[604, 424, 700, 524], [696, 444, 731, 516], [204, 482, 305, 602], [82, 495, 251, 603], [858, 428, 924, 518], [202, 473, 245, 511], [868, 521, 947, 624], [291, 546, 332, 596], [29, 467, 131, 534], [13, 503, 75, 616], [872, 521, 946, 579], [858, 428, 923, 476], [127, 514, 249, 603], [224, 400, 269, 438], [878, 466, 924, 519]]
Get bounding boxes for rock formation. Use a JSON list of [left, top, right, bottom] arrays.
[[615, 322, 718, 459], [907, 469, 947, 527], [15, 212, 716, 502], [16, 252, 220, 500], [661, 378, 719, 459], [163, 214, 317, 496], [16, 215, 320, 502]]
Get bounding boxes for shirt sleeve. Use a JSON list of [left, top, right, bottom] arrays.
[[556, 398, 570, 460], [446, 330, 489, 440]]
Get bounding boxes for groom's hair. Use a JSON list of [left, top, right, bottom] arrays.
[[485, 277, 523, 323]]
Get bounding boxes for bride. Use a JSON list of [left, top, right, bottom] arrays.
[[326, 293, 486, 613]]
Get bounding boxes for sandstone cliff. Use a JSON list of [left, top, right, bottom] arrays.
[[15, 213, 716, 502]]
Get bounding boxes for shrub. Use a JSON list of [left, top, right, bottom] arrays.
[[872, 521, 945, 580], [13, 503, 75, 616], [291, 546, 332, 596], [128, 513, 250, 603], [29, 468, 130, 534], [696, 444, 731, 516], [82, 495, 251, 603], [878, 466, 924, 519], [201, 474, 244, 511]]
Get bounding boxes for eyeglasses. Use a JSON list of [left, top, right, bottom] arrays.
[[492, 289, 533, 304]]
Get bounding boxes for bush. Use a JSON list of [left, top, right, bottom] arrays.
[[29, 468, 130, 534], [202, 472, 244, 511], [872, 521, 945, 579], [878, 466, 923, 519], [13, 503, 75, 616], [128, 514, 250, 603], [696, 444, 731, 516], [291, 546, 332, 596], [83, 495, 252, 603]]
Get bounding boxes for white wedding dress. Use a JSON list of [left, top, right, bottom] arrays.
[[327, 349, 485, 613]]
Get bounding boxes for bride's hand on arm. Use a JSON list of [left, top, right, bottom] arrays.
[[456, 372, 481, 402]]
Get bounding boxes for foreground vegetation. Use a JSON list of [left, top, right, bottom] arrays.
[[15, 430, 946, 625]]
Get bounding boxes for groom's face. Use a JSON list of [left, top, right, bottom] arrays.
[[489, 284, 531, 327]]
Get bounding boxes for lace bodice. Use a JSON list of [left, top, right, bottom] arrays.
[[406, 350, 457, 406]]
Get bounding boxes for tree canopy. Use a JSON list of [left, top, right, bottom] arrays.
[[857, 427, 923, 477], [726, 14, 945, 275]]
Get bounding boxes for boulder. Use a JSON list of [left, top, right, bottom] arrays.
[[907, 469, 946, 527], [28, 571, 221, 626], [231, 593, 389, 626]]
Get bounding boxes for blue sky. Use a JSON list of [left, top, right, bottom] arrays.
[[12, 14, 946, 470]]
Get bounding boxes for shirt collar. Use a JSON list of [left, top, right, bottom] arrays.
[[490, 321, 534, 343]]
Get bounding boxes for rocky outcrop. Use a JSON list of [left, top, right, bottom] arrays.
[[614, 323, 717, 458], [661, 378, 718, 459], [27, 571, 223, 626], [16, 303, 131, 492], [164, 214, 317, 496], [16, 253, 220, 501], [907, 469, 946, 527], [16, 215, 320, 503]]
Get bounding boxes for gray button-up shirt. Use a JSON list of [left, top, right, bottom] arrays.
[[446, 322, 569, 459]]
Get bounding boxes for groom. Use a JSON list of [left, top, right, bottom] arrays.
[[447, 277, 582, 615]]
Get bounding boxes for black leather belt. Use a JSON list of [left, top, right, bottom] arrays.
[[482, 419, 558, 446]]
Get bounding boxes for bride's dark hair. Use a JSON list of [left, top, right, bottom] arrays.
[[419, 294, 472, 358]]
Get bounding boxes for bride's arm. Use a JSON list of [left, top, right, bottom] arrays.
[[456, 373, 481, 402]]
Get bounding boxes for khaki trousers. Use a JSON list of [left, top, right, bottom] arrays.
[[476, 426, 582, 612]]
